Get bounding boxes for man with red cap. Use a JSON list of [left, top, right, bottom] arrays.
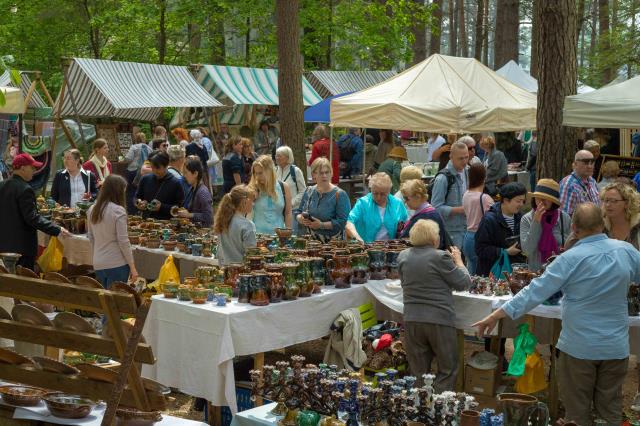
[[0, 153, 69, 270]]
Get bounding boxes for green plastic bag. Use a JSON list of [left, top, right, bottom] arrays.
[[507, 323, 538, 377], [490, 248, 512, 281]]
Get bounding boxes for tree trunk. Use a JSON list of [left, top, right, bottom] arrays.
[[458, 0, 469, 56], [612, 0, 619, 29], [474, 0, 484, 59], [589, 0, 598, 60], [327, 0, 333, 68], [448, 0, 457, 55], [482, 0, 489, 64], [158, 0, 167, 64], [209, 13, 226, 64], [82, 0, 101, 58], [598, 0, 611, 83], [494, 0, 519, 68], [630, 0, 638, 79], [430, 0, 444, 54], [275, 0, 306, 180], [537, 0, 578, 181], [576, 0, 586, 42], [530, 0, 540, 78], [245, 16, 251, 66], [188, 23, 201, 64], [412, 0, 427, 64]]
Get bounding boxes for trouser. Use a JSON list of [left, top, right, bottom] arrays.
[[557, 351, 627, 426], [126, 170, 138, 215], [462, 231, 477, 275], [17, 254, 36, 272], [95, 264, 130, 289], [404, 321, 458, 393]]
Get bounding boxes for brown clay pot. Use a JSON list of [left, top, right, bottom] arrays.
[[460, 410, 481, 426], [328, 255, 352, 289]]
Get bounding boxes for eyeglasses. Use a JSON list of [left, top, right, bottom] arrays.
[[468, 146, 476, 151], [372, 191, 389, 197], [576, 159, 595, 165], [602, 198, 624, 204]]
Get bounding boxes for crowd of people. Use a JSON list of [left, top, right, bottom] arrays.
[[2, 120, 640, 424]]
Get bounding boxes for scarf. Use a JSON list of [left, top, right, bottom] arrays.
[[538, 209, 559, 263], [90, 155, 110, 182], [401, 202, 435, 233]]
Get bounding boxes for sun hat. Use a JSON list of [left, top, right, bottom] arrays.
[[529, 178, 561, 206], [388, 146, 408, 161], [12, 153, 43, 169]]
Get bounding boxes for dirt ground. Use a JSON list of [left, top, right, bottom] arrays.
[[162, 337, 640, 423]]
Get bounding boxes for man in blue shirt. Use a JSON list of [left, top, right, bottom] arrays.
[[473, 203, 640, 426]]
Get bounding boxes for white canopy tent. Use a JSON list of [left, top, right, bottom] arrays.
[[496, 60, 538, 93], [330, 54, 537, 133], [563, 76, 640, 128], [0, 86, 26, 114]]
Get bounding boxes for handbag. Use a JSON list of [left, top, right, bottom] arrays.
[[489, 248, 512, 280]]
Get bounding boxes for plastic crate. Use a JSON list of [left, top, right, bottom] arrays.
[[206, 382, 271, 426]]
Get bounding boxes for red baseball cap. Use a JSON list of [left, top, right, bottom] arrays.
[[12, 153, 43, 169]]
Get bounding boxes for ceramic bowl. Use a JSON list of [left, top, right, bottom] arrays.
[[145, 238, 161, 249], [33, 356, 80, 375], [0, 347, 35, 366], [43, 393, 94, 419], [162, 240, 177, 251], [162, 282, 179, 298], [53, 312, 97, 334], [177, 285, 191, 301], [12, 304, 52, 327], [115, 407, 162, 425], [0, 385, 47, 406], [190, 287, 210, 304]]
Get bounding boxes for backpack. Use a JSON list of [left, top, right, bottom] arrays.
[[427, 169, 456, 202]]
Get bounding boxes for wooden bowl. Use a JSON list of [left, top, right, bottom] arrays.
[[0, 385, 47, 406], [43, 393, 94, 419]]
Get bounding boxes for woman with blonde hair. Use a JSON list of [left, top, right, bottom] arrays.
[[398, 218, 470, 390], [83, 139, 112, 187], [394, 165, 422, 215], [214, 185, 257, 265], [398, 179, 447, 248], [601, 181, 640, 249], [295, 157, 350, 242], [249, 155, 292, 234]]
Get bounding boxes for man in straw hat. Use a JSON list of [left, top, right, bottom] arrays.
[[378, 146, 408, 193], [474, 202, 640, 426], [520, 178, 571, 271]]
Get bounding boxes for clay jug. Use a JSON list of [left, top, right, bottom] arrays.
[[497, 393, 549, 426], [327, 254, 352, 288], [367, 249, 386, 280]]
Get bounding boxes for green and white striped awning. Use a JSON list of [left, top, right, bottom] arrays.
[[306, 70, 397, 98], [54, 58, 222, 121], [0, 71, 48, 108], [197, 65, 323, 107]]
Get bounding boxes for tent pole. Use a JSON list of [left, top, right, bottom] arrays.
[[23, 79, 37, 111], [329, 126, 333, 164], [362, 128, 367, 193], [36, 72, 56, 107], [61, 58, 86, 144]]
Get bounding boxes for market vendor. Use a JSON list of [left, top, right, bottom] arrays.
[[51, 148, 98, 208], [473, 203, 640, 426], [134, 150, 185, 220], [82, 138, 112, 188], [178, 156, 213, 228], [346, 172, 407, 243], [214, 185, 257, 265]]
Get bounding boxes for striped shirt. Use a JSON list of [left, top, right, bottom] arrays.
[[503, 214, 515, 232], [559, 172, 600, 216]]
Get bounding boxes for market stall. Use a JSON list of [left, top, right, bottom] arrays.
[[496, 60, 595, 95], [306, 70, 396, 99], [329, 54, 537, 133]]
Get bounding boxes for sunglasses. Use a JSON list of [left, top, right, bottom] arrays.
[[576, 159, 595, 165]]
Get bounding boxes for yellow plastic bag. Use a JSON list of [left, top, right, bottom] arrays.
[[37, 236, 64, 272], [150, 255, 180, 292], [515, 351, 547, 394]]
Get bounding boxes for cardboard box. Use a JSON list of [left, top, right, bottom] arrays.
[[464, 363, 500, 397]]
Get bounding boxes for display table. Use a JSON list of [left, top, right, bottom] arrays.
[[141, 286, 371, 413], [37, 232, 218, 280], [230, 403, 279, 426]]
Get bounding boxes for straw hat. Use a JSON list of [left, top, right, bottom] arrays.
[[388, 146, 408, 161], [530, 178, 561, 206]]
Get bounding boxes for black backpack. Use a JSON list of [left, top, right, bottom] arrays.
[[339, 135, 355, 163], [427, 169, 456, 202]]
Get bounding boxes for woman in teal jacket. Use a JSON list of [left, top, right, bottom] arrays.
[[346, 172, 408, 243]]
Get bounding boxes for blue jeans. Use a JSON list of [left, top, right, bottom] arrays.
[[463, 231, 477, 275], [95, 264, 130, 289]]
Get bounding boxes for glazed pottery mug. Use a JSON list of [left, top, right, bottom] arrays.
[[215, 293, 227, 306]]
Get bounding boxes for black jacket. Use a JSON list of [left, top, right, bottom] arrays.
[[399, 207, 447, 250], [135, 172, 185, 220], [51, 169, 98, 207], [475, 202, 526, 277], [0, 175, 61, 257]]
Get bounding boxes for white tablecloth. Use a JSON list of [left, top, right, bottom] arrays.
[[142, 286, 372, 413], [38, 232, 94, 266]]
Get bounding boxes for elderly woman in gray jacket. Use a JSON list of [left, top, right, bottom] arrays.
[[398, 219, 471, 392], [520, 179, 571, 271], [480, 135, 508, 196]]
